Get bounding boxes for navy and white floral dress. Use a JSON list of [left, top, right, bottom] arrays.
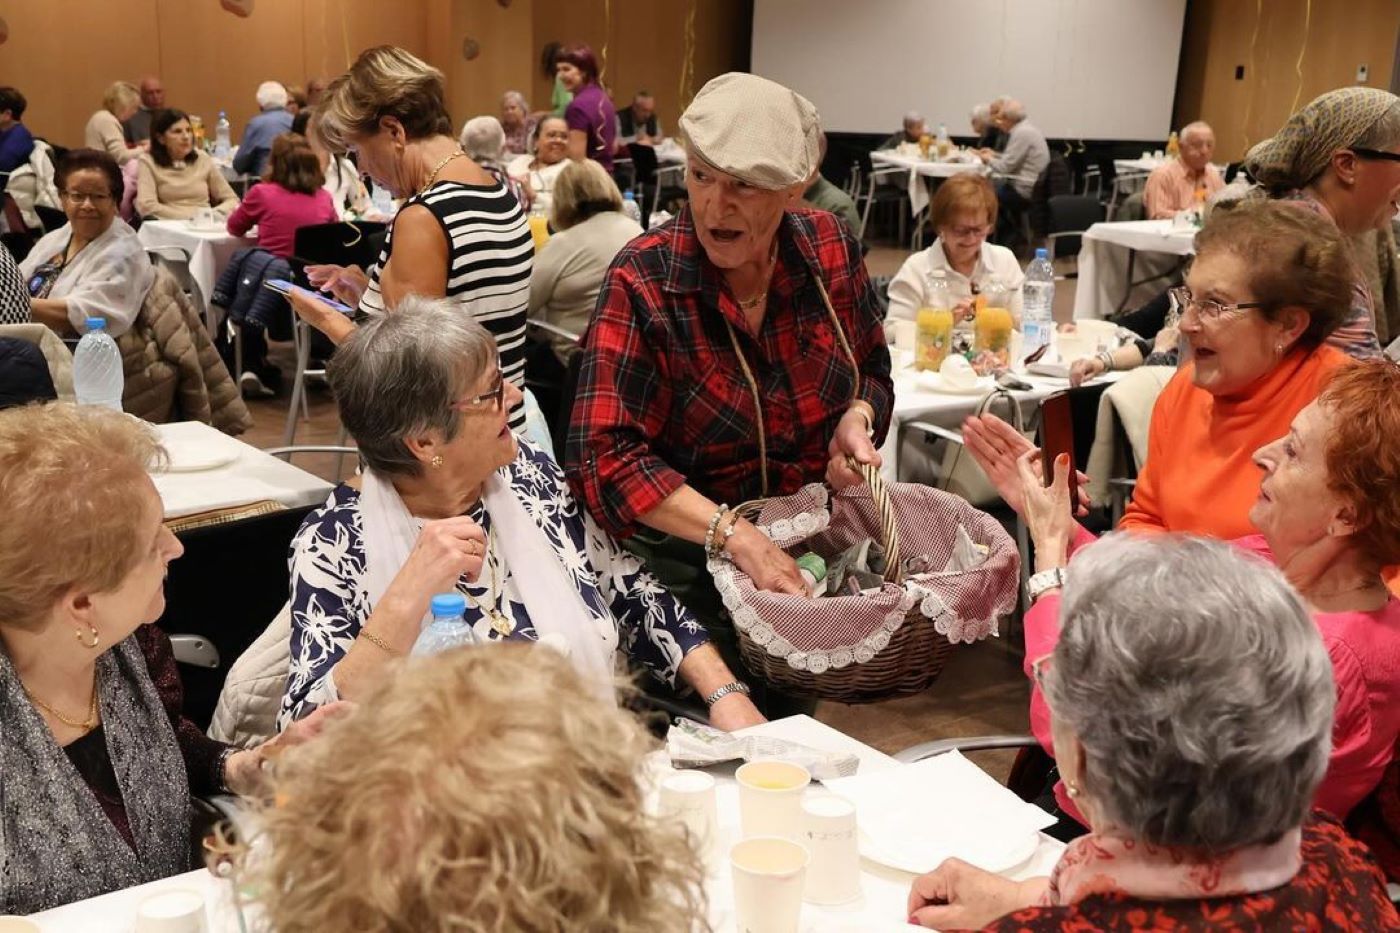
[[280, 440, 707, 728]]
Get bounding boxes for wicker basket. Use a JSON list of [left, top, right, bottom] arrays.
[[711, 464, 1020, 704]]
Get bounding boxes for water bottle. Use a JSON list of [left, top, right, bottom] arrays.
[[72, 317, 124, 411], [411, 593, 480, 657], [621, 189, 642, 224], [1022, 248, 1055, 357], [935, 121, 951, 157], [796, 553, 827, 597], [214, 111, 231, 160]]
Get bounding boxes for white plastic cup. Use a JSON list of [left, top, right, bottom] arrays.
[[800, 796, 862, 905], [135, 890, 208, 933], [730, 836, 809, 933], [657, 769, 719, 862], [736, 759, 811, 841], [892, 318, 916, 354]]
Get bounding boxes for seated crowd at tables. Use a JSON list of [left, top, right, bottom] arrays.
[[1, 39, 1400, 931]]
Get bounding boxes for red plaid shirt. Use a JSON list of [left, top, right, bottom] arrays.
[[565, 207, 893, 538]]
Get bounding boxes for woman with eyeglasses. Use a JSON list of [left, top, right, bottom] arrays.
[[279, 295, 764, 731], [18, 148, 154, 336], [966, 198, 1352, 543], [885, 173, 1024, 333]]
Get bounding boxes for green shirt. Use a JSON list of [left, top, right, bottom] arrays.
[[803, 175, 861, 236], [551, 76, 574, 118]]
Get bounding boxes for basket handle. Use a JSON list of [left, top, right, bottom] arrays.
[[848, 457, 903, 585]]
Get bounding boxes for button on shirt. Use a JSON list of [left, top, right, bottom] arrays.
[[565, 208, 893, 538]]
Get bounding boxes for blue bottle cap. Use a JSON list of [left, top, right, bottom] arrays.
[[430, 593, 466, 618], [1035, 247, 1048, 260], [84, 317, 107, 331]]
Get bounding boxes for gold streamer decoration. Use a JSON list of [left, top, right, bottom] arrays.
[[678, 0, 697, 110], [1240, 0, 1263, 154], [1289, 0, 1313, 114], [599, 0, 611, 89]]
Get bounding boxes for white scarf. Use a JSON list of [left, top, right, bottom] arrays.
[[359, 466, 615, 701]]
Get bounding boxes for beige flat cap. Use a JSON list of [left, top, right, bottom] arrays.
[[679, 72, 821, 190]]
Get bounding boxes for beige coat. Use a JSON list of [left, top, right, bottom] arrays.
[[117, 266, 251, 433], [208, 604, 290, 748]]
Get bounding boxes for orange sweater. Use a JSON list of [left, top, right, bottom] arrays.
[[1120, 345, 1350, 539]]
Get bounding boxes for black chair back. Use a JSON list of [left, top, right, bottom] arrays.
[[34, 204, 66, 233], [290, 220, 388, 287], [1046, 195, 1105, 259]]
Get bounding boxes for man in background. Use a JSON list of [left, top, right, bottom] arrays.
[[233, 81, 294, 177], [616, 91, 662, 147], [122, 75, 165, 144], [802, 132, 860, 235], [978, 98, 1048, 241], [1143, 121, 1224, 219], [879, 111, 925, 150]]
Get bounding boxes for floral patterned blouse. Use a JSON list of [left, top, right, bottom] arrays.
[[279, 440, 708, 728]]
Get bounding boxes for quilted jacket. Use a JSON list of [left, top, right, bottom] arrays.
[[208, 603, 290, 748], [117, 265, 252, 433]]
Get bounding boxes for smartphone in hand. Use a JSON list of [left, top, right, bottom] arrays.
[[263, 278, 355, 315], [1039, 390, 1080, 514]]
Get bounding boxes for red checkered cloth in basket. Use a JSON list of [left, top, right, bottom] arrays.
[[709, 482, 1020, 674]]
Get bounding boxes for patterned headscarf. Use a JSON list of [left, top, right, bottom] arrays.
[[1245, 87, 1399, 190]]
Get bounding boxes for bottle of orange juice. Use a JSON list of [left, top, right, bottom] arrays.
[[914, 270, 954, 371], [974, 280, 1015, 369]]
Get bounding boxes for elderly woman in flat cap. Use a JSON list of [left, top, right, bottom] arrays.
[[564, 73, 892, 717], [1242, 86, 1400, 357]]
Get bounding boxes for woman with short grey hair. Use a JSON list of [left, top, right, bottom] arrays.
[[499, 89, 534, 156], [908, 534, 1398, 930], [280, 295, 764, 732]]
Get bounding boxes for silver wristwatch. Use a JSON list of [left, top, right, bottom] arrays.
[[704, 681, 752, 706], [1027, 567, 1067, 603]]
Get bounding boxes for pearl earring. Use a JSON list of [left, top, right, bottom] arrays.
[[1065, 780, 1081, 798]]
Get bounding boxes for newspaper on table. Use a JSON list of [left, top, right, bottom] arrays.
[[666, 719, 860, 781]]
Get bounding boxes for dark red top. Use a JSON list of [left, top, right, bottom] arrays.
[[986, 814, 1399, 932]]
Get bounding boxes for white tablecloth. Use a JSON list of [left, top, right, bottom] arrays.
[[29, 715, 1064, 932], [882, 357, 1125, 481], [870, 150, 987, 216], [137, 219, 254, 330], [1071, 219, 1195, 321], [150, 421, 333, 519], [1113, 156, 1166, 176]]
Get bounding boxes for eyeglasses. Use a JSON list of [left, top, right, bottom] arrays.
[[1031, 654, 1053, 692], [61, 191, 113, 205], [945, 224, 988, 238], [1351, 147, 1400, 163], [1168, 285, 1264, 322], [449, 367, 505, 414]]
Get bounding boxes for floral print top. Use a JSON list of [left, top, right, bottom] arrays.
[[279, 440, 707, 728]]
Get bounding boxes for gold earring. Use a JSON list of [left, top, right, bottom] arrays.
[[75, 622, 99, 649], [1065, 780, 1081, 798], [430, 455, 444, 469]]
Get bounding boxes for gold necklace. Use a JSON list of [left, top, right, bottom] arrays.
[[419, 148, 465, 195], [25, 679, 99, 731], [733, 239, 780, 310], [461, 532, 514, 636]]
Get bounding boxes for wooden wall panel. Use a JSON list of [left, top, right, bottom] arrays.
[[0, 0, 429, 148], [1175, 0, 1400, 161], [0, 0, 162, 144]]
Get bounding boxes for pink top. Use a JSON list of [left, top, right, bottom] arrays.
[[1027, 529, 1400, 826], [225, 183, 337, 258]]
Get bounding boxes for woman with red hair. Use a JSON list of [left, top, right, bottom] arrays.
[[556, 43, 616, 172]]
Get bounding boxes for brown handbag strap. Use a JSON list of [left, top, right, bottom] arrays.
[[721, 273, 862, 500]]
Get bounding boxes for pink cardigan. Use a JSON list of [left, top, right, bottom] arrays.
[[1027, 530, 1400, 825], [225, 183, 337, 258]]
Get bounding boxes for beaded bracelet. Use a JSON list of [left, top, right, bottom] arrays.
[[704, 504, 730, 557]]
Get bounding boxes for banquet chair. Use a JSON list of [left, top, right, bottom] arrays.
[[894, 734, 1050, 805], [1106, 170, 1149, 220], [857, 166, 910, 244], [1044, 195, 1106, 280], [146, 246, 212, 334]]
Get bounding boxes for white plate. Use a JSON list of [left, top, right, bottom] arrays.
[[928, 375, 995, 396], [857, 824, 1040, 875], [159, 440, 239, 473]]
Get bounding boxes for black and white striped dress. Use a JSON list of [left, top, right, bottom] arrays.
[[359, 179, 532, 430]]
